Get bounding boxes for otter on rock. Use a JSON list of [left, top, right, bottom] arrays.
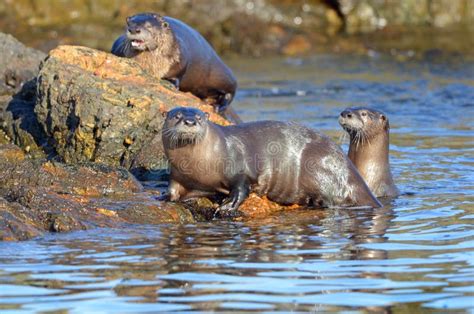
[[111, 13, 238, 115], [339, 107, 399, 198], [162, 107, 382, 213]]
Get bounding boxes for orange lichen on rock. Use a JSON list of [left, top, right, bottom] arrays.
[[42, 161, 68, 177], [0, 144, 26, 162], [95, 207, 118, 217], [36, 45, 235, 172], [46, 45, 229, 125], [238, 193, 301, 219]]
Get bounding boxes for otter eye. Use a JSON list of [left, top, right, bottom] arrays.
[[196, 115, 202, 121], [380, 115, 386, 121], [361, 112, 367, 117], [162, 22, 169, 29]]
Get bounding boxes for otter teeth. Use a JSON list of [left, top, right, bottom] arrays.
[[131, 40, 144, 47]]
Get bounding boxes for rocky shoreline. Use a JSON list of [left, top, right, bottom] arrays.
[[1, 0, 473, 58], [0, 33, 296, 241]]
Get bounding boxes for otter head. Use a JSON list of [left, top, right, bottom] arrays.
[[125, 13, 171, 51], [339, 107, 389, 141], [162, 107, 209, 147]]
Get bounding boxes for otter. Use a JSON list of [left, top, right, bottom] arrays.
[[111, 13, 238, 117], [339, 107, 399, 197], [162, 107, 382, 213]]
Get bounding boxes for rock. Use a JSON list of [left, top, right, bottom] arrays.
[[0, 36, 304, 242], [0, 32, 45, 96], [0, 145, 143, 197], [0, 143, 25, 162], [0, 143, 196, 241], [0, 142, 308, 241], [0, 197, 43, 241], [282, 35, 312, 56], [0, 33, 47, 156], [237, 194, 302, 219], [0, 1, 344, 56], [341, 0, 474, 33], [2, 0, 473, 58], [0, 78, 48, 157], [34, 45, 232, 178]]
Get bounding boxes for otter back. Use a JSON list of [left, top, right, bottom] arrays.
[[112, 13, 237, 114]]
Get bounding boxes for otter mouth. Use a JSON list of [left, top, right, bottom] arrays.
[[130, 39, 146, 50], [163, 127, 205, 147], [341, 124, 358, 135], [175, 127, 205, 141], [339, 119, 363, 139], [339, 117, 357, 131]]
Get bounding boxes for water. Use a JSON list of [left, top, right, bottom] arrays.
[[1, 53, 473, 312]]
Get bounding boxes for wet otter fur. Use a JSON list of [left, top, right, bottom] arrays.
[[112, 13, 238, 119], [162, 107, 382, 214], [339, 107, 399, 198]]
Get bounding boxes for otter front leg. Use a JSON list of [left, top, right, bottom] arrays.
[[216, 176, 250, 215], [214, 92, 233, 114], [166, 78, 180, 89], [168, 179, 186, 201], [168, 179, 214, 201]]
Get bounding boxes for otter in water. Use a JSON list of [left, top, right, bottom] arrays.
[[339, 107, 399, 197], [162, 107, 382, 213], [112, 13, 238, 116]]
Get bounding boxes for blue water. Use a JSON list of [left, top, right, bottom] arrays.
[[0, 54, 473, 312]]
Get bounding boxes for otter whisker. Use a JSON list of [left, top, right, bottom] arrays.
[[355, 131, 362, 150], [338, 131, 348, 145]]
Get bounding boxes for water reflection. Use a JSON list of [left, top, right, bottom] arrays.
[[0, 202, 470, 312]]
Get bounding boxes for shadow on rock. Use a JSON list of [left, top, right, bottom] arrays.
[[3, 79, 53, 158]]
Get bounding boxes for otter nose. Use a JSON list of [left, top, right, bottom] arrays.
[[128, 27, 141, 34], [184, 118, 196, 126], [340, 110, 352, 118]]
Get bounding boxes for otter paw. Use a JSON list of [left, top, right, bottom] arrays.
[[213, 206, 240, 219], [213, 200, 241, 218]]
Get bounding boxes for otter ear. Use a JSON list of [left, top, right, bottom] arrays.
[[205, 112, 210, 120], [126, 16, 131, 24], [380, 114, 386, 121], [152, 13, 158, 19], [162, 111, 168, 118]]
